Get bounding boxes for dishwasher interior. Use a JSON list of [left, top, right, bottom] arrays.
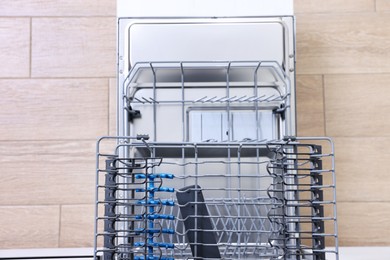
[[94, 1, 338, 259]]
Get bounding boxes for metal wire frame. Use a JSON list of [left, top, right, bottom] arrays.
[[94, 137, 338, 260], [118, 61, 292, 141]]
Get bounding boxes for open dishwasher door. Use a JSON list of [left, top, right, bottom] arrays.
[[93, 1, 339, 260]]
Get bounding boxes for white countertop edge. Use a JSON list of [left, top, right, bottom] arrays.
[[117, 0, 294, 18]]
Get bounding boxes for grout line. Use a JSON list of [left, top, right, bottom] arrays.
[[0, 15, 116, 18], [337, 200, 390, 203], [322, 74, 327, 136], [58, 205, 62, 248], [295, 10, 378, 15], [108, 78, 111, 136], [0, 203, 95, 208], [297, 72, 390, 77], [29, 17, 32, 78], [0, 77, 116, 80], [28, 76, 117, 79], [0, 139, 98, 142]]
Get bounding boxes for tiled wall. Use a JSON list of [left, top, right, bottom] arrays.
[[0, 0, 115, 248], [295, 0, 390, 246], [0, 0, 389, 248]]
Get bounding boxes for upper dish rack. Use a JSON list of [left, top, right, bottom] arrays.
[[119, 61, 293, 143]]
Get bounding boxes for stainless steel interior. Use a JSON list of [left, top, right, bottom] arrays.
[[117, 17, 297, 139]]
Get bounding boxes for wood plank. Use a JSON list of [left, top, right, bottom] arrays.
[[324, 74, 390, 137], [0, 141, 96, 205], [60, 204, 94, 247], [376, 0, 390, 12], [296, 13, 390, 74], [32, 18, 116, 78], [0, 79, 108, 140], [333, 137, 390, 202], [109, 78, 117, 136], [296, 75, 325, 136], [0, 206, 60, 248], [338, 202, 390, 246], [0, 18, 30, 77], [295, 0, 375, 13], [0, 0, 115, 16]]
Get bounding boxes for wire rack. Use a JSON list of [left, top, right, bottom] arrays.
[[118, 61, 293, 142], [96, 58, 338, 260], [94, 136, 338, 260]]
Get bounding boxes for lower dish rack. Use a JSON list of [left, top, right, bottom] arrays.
[[94, 136, 338, 260]]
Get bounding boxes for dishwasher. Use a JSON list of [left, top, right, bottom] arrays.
[[94, 1, 338, 259]]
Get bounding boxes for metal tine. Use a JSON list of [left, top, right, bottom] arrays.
[[194, 96, 207, 103], [225, 204, 237, 254], [272, 95, 283, 102], [210, 201, 223, 240], [251, 94, 266, 102], [205, 96, 217, 102], [243, 95, 257, 102], [149, 97, 159, 104], [215, 96, 228, 102], [235, 95, 247, 102], [187, 94, 281, 104], [226, 95, 237, 102], [263, 94, 276, 102], [133, 97, 145, 104], [241, 199, 258, 251], [269, 95, 282, 102], [141, 97, 153, 104]]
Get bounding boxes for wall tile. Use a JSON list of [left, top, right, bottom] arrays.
[[0, 0, 115, 17], [0, 79, 108, 140], [296, 75, 325, 136], [296, 14, 390, 74], [338, 202, 390, 246], [32, 18, 115, 78], [0, 141, 96, 205], [333, 137, 390, 202], [324, 74, 390, 137], [0, 18, 30, 78], [0, 206, 60, 248], [60, 205, 94, 247], [295, 0, 375, 13], [376, 0, 390, 12]]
